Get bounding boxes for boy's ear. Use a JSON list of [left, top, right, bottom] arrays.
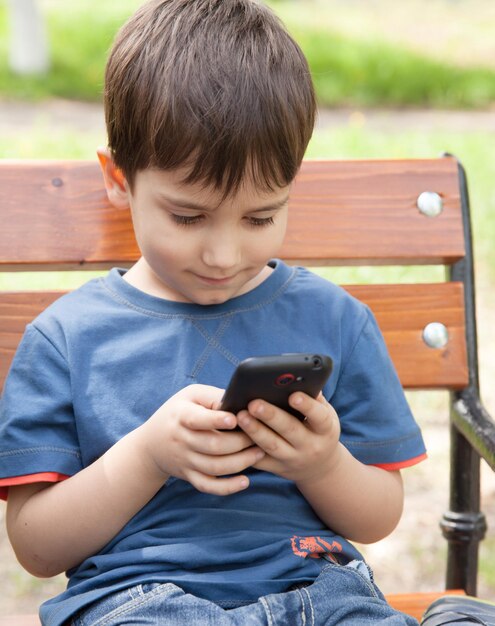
[[97, 147, 130, 209]]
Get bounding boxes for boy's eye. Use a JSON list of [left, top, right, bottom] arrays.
[[246, 216, 275, 227], [170, 213, 275, 227], [171, 214, 204, 226]]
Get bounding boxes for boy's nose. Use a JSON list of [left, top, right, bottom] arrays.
[[201, 234, 241, 270]]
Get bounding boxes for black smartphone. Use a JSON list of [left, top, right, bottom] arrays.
[[220, 353, 332, 419]]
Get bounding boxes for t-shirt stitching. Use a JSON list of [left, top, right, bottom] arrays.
[[190, 317, 238, 378], [336, 305, 371, 386], [28, 324, 82, 451], [341, 428, 421, 450], [30, 322, 68, 362], [99, 267, 298, 321], [0, 446, 81, 460]]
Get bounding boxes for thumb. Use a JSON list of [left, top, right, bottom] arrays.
[[179, 384, 226, 410]]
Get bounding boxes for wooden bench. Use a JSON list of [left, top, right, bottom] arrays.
[[1, 156, 494, 624]]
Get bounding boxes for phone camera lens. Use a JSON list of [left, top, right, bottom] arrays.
[[312, 356, 322, 369], [275, 373, 296, 387]]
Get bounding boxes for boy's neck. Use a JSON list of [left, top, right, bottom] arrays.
[[123, 257, 274, 304]]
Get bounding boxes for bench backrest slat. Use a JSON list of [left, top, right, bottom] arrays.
[[0, 158, 464, 269], [0, 156, 468, 394], [0, 281, 467, 392]]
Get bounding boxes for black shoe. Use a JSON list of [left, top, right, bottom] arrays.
[[421, 595, 495, 625]]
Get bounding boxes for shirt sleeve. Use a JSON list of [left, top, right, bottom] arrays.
[[0, 324, 83, 499], [331, 307, 427, 469]]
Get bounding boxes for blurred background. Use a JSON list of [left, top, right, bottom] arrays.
[[0, 0, 494, 616]]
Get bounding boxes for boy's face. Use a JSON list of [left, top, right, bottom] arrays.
[[103, 159, 290, 305]]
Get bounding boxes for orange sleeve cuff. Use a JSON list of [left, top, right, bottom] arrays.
[[0, 472, 70, 500], [373, 452, 427, 471]]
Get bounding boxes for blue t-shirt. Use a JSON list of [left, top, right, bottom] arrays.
[[0, 260, 426, 625]]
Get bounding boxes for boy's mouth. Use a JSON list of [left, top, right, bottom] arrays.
[[194, 273, 237, 286]]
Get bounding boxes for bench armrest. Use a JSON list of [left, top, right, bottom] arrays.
[[452, 388, 495, 471]]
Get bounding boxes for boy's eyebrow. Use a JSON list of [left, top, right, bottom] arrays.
[[155, 192, 289, 213]]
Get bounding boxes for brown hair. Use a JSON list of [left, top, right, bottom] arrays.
[[104, 0, 316, 194]]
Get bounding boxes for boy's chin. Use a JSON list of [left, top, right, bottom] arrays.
[[191, 291, 235, 306]]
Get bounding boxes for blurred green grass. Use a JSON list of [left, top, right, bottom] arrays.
[[1, 0, 495, 108], [284, 25, 495, 109], [0, 1, 140, 101]]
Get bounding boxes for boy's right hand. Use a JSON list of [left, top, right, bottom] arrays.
[[6, 384, 260, 578], [139, 384, 264, 496]]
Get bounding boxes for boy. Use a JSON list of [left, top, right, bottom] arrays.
[[0, 1, 426, 624]]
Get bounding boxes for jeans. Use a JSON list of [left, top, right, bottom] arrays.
[[70, 561, 419, 626]]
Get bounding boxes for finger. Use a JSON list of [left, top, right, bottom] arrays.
[[189, 446, 265, 477], [187, 429, 254, 455], [248, 398, 305, 442], [237, 405, 295, 456], [288, 392, 337, 435], [251, 454, 281, 475], [179, 383, 226, 410], [188, 470, 251, 496], [177, 400, 238, 431]]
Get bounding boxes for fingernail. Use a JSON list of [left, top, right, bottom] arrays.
[[239, 414, 251, 427], [256, 450, 265, 461], [223, 415, 234, 427], [240, 477, 249, 489], [292, 394, 303, 406]]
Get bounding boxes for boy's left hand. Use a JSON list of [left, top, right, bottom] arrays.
[[237, 393, 341, 484]]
